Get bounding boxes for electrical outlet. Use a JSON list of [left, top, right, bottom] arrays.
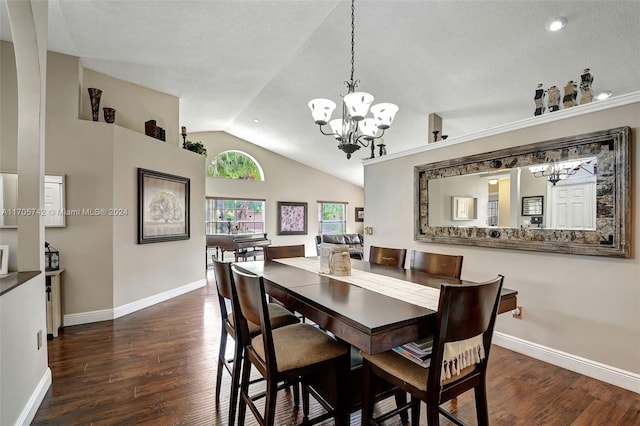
[[512, 306, 523, 319], [37, 330, 42, 350]]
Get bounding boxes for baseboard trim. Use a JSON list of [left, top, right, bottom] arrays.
[[494, 332, 640, 394], [16, 367, 52, 426], [63, 279, 207, 327]]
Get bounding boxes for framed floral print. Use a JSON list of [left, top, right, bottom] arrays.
[[277, 201, 307, 235]]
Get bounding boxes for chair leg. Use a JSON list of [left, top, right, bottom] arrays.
[[426, 401, 440, 426], [293, 379, 300, 407], [410, 396, 421, 426], [394, 389, 409, 423], [302, 377, 310, 417], [237, 355, 252, 426], [474, 382, 490, 426], [228, 339, 243, 426], [215, 327, 228, 403], [264, 379, 279, 426], [361, 359, 375, 426]]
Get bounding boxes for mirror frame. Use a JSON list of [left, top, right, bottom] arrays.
[[414, 126, 630, 258]]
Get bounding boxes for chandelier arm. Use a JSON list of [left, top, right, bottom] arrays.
[[318, 124, 338, 137], [354, 135, 372, 147]]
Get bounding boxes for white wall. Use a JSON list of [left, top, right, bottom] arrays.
[[364, 102, 640, 383], [197, 131, 365, 255]]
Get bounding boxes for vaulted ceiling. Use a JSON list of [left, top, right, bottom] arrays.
[[2, 0, 639, 186]]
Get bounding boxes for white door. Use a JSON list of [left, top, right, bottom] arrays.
[[550, 180, 595, 229]]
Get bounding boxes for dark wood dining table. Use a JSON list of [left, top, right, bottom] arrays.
[[236, 258, 517, 355]]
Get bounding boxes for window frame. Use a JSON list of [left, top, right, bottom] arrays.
[[205, 197, 265, 235], [317, 201, 347, 235]]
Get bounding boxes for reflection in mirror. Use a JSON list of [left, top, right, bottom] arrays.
[[0, 173, 66, 228], [428, 156, 597, 230], [415, 127, 630, 258]]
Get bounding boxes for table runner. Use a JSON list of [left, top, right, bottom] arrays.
[[273, 256, 440, 311], [274, 257, 485, 379]]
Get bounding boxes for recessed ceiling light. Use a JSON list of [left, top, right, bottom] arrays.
[[253, 119, 260, 123], [595, 91, 612, 100], [547, 17, 567, 32], [488, 179, 499, 185]]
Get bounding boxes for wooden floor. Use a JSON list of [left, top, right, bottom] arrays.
[[33, 267, 640, 426]]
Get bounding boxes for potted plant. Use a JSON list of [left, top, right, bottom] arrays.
[[184, 140, 207, 156]]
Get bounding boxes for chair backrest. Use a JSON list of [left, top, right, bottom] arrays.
[[264, 244, 305, 261], [410, 250, 463, 279], [230, 264, 276, 367], [428, 275, 504, 399], [369, 246, 407, 268], [212, 258, 234, 319]]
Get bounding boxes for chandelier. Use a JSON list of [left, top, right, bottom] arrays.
[[308, 0, 398, 159], [528, 160, 587, 186]]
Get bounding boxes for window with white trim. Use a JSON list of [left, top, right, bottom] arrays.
[[317, 202, 347, 235]]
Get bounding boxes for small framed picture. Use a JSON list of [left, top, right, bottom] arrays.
[[138, 168, 190, 244], [355, 207, 364, 222], [277, 202, 307, 235], [522, 196, 544, 216], [451, 196, 477, 221], [0, 245, 9, 275]]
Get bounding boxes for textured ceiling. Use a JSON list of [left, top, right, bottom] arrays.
[[2, 0, 639, 187]]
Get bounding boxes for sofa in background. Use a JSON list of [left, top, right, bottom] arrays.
[[315, 233, 364, 260]]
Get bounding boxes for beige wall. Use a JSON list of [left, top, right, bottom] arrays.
[[364, 102, 640, 375], [81, 68, 180, 146], [112, 126, 205, 307], [1, 45, 205, 318], [198, 131, 365, 255]]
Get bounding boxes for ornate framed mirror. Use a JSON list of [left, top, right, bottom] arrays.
[[414, 127, 630, 257]]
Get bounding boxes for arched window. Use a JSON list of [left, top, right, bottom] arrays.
[[207, 150, 264, 181]]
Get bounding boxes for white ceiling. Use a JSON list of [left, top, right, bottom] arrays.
[[2, 0, 639, 187]]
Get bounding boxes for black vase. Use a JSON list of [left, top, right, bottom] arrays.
[[88, 88, 102, 121], [103, 107, 116, 123]]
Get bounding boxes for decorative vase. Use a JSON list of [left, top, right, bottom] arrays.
[[562, 80, 577, 108], [432, 130, 439, 142], [103, 107, 116, 123], [534, 83, 545, 116], [88, 88, 102, 121], [547, 85, 560, 112], [579, 68, 594, 104]]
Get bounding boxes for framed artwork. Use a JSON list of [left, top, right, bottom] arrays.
[[522, 196, 544, 216], [355, 207, 364, 222], [138, 168, 190, 244], [277, 201, 307, 235], [0, 245, 8, 275], [451, 196, 477, 221]]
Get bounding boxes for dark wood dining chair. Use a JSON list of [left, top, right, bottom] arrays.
[[410, 250, 464, 279], [264, 244, 305, 260], [231, 264, 351, 426], [361, 275, 505, 426], [369, 246, 407, 268], [212, 258, 299, 426]]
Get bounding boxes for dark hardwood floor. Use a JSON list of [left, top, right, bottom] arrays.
[[33, 268, 640, 425]]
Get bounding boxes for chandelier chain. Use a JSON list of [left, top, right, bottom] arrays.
[[350, 0, 355, 84]]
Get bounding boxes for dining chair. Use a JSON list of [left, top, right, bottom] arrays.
[[410, 250, 464, 279], [369, 245, 408, 268], [361, 275, 505, 426], [212, 258, 299, 426], [264, 244, 305, 260], [231, 264, 351, 426]]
